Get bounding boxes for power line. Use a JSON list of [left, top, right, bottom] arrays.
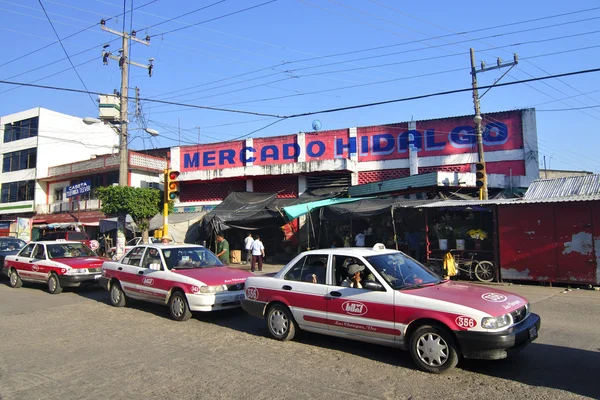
[[537, 105, 600, 111], [135, 0, 225, 32], [0, 0, 158, 70], [3, 67, 600, 120], [148, 0, 278, 38], [38, 0, 97, 107]]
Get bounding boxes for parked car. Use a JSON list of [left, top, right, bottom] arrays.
[[2, 241, 105, 294], [0, 237, 27, 269], [41, 231, 94, 249], [241, 244, 541, 374], [107, 236, 159, 258], [100, 244, 255, 321]]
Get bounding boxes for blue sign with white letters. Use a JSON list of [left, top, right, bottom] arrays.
[[66, 180, 91, 198]]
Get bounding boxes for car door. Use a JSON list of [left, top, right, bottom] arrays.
[[117, 246, 148, 299], [326, 255, 398, 343], [9, 243, 36, 281], [135, 246, 170, 303], [26, 244, 50, 282], [278, 254, 330, 331]]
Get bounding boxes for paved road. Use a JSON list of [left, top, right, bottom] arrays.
[[0, 278, 599, 400]]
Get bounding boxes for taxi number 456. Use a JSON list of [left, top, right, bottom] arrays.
[[455, 316, 477, 329]]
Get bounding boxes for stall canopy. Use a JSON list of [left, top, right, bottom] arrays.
[[319, 198, 434, 221], [149, 211, 206, 243], [99, 214, 137, 233], [282, 197, 369, 220]]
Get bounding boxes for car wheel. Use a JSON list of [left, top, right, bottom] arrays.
[[48, 273, 63, 294], [474, 261, 495, 282], [8, 268, 22, 288], [168, 291, 192, 321], [109, 281, 127, 307], [409, 324, 459, 374], [266, 304, 297, 341]]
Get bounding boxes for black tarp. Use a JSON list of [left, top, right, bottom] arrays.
[[199, 190, 348, 239], [319, 198, 435, 221]]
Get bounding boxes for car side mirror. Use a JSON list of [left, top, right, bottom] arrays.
[[149, 263, 161, 271], [364, 281, 385, 291]]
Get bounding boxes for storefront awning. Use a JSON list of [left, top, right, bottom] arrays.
[[34, 211, 107, 225], [282, 197, 371, 220]]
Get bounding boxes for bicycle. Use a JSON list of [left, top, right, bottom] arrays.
[[426, 249, 495, 282]]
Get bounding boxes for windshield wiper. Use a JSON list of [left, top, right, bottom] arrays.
[[397, 282, 437, 290]]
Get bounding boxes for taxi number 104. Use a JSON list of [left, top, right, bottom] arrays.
[[455, 316, 477, 329]]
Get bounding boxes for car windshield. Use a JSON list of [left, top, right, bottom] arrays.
[[47, 243, 95, 259], [0, 239, 25, 251], [163, 247, 223, 270], [365, 252, 441, 289]]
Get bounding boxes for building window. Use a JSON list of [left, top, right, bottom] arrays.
[[3, 117, 39, 143], [1, 180, 35, 203], [2, 148, 37, 173], [54, 188, 64, 202]]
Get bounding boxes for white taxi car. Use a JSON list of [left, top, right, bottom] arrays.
[[100, 244, 254, 321], [242, 244, 541, 374], [2, 241, 104, 294]]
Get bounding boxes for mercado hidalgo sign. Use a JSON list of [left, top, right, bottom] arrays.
[[180, 110, 525, 172]]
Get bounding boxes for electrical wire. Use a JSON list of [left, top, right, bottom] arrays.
[[135, 0, 225, 32], [147, 0, 277, 38], [0, 0, 158, 70]]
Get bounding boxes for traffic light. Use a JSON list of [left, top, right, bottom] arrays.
[[165, 169, 180, 200], [475, 162, 486, 188]]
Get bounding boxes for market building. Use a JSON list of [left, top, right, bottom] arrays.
[[168, 108, 538, 260]]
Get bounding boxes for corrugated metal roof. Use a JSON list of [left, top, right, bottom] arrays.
[[348, 173, 440, 197], [524, 174, 600, 200], [414, 194, 600, 208]]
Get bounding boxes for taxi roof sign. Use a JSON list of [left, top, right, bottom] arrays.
[[372, 243, 386, 251]]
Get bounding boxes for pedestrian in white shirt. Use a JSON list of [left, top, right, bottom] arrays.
[[243, 232, 254, 265], [355, 231, 366, 247], [250, 235, 265, 272]]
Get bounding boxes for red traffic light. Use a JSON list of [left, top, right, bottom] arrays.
[[169, 171, 180, 180]]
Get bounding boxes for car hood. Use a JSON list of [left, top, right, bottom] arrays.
[[172, 267, 254, 286], [404, 281, 527, 316], [52, 257, 105, 269]]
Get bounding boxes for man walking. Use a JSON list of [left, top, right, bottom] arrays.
[[216, 233, 230, 264], [243, 232, 254, 265], [250, 234, 265, 272]]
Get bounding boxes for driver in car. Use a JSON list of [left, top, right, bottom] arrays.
[[341, 264, 365, 288]]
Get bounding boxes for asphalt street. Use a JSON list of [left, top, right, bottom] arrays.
[[0, 274, 599, 400]]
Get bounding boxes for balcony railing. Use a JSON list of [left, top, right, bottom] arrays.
[[35, 199, 102, 215]]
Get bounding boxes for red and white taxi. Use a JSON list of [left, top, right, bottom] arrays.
[[242, 244, 541, 374], [100, 244, 255, 321], [2, 241, 104, 294]]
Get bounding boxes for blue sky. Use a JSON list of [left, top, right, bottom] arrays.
[[1, 0, 600, 172]]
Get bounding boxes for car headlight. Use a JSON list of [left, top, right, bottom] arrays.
[[199, 285, 225, 293], [481, 313, 512, 329], [66, 268, 89, 275]]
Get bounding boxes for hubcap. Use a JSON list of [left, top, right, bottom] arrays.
[[49, 276, 56, 291], [269, 309, 288, 336], [111, 285, 121, 303], [416, 332, 449, 366], [10, 271, 17, 285], [171, 296, 184, 317]]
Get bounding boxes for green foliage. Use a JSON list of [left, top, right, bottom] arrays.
[[96, 186, 162, 232]]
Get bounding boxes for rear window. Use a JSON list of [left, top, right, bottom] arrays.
[[67, 232, 87, 241]]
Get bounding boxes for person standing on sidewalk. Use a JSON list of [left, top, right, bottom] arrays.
[[243, 232, 254, 265], [216, 234, 230, 264], [250, 235, 265, 272]]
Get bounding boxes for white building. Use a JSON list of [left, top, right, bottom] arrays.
[[0, 107, 166, 228]]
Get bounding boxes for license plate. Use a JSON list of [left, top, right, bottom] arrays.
[[528, 325, 538, 340], [93, 274, 101, 280], [235, 293, 244, 301]]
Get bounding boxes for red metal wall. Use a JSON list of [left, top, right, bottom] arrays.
[[498, 202, 600, 285]]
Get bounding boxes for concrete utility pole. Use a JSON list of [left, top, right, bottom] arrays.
[[99, 20, 154, 259], [469, 48, 518, 200], [100, 20, 154, 186]]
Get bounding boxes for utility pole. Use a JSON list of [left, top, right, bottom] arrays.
[[99, 19, 154, 259], [100, 19, 154, 186], [469, 48, 518, 200]]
